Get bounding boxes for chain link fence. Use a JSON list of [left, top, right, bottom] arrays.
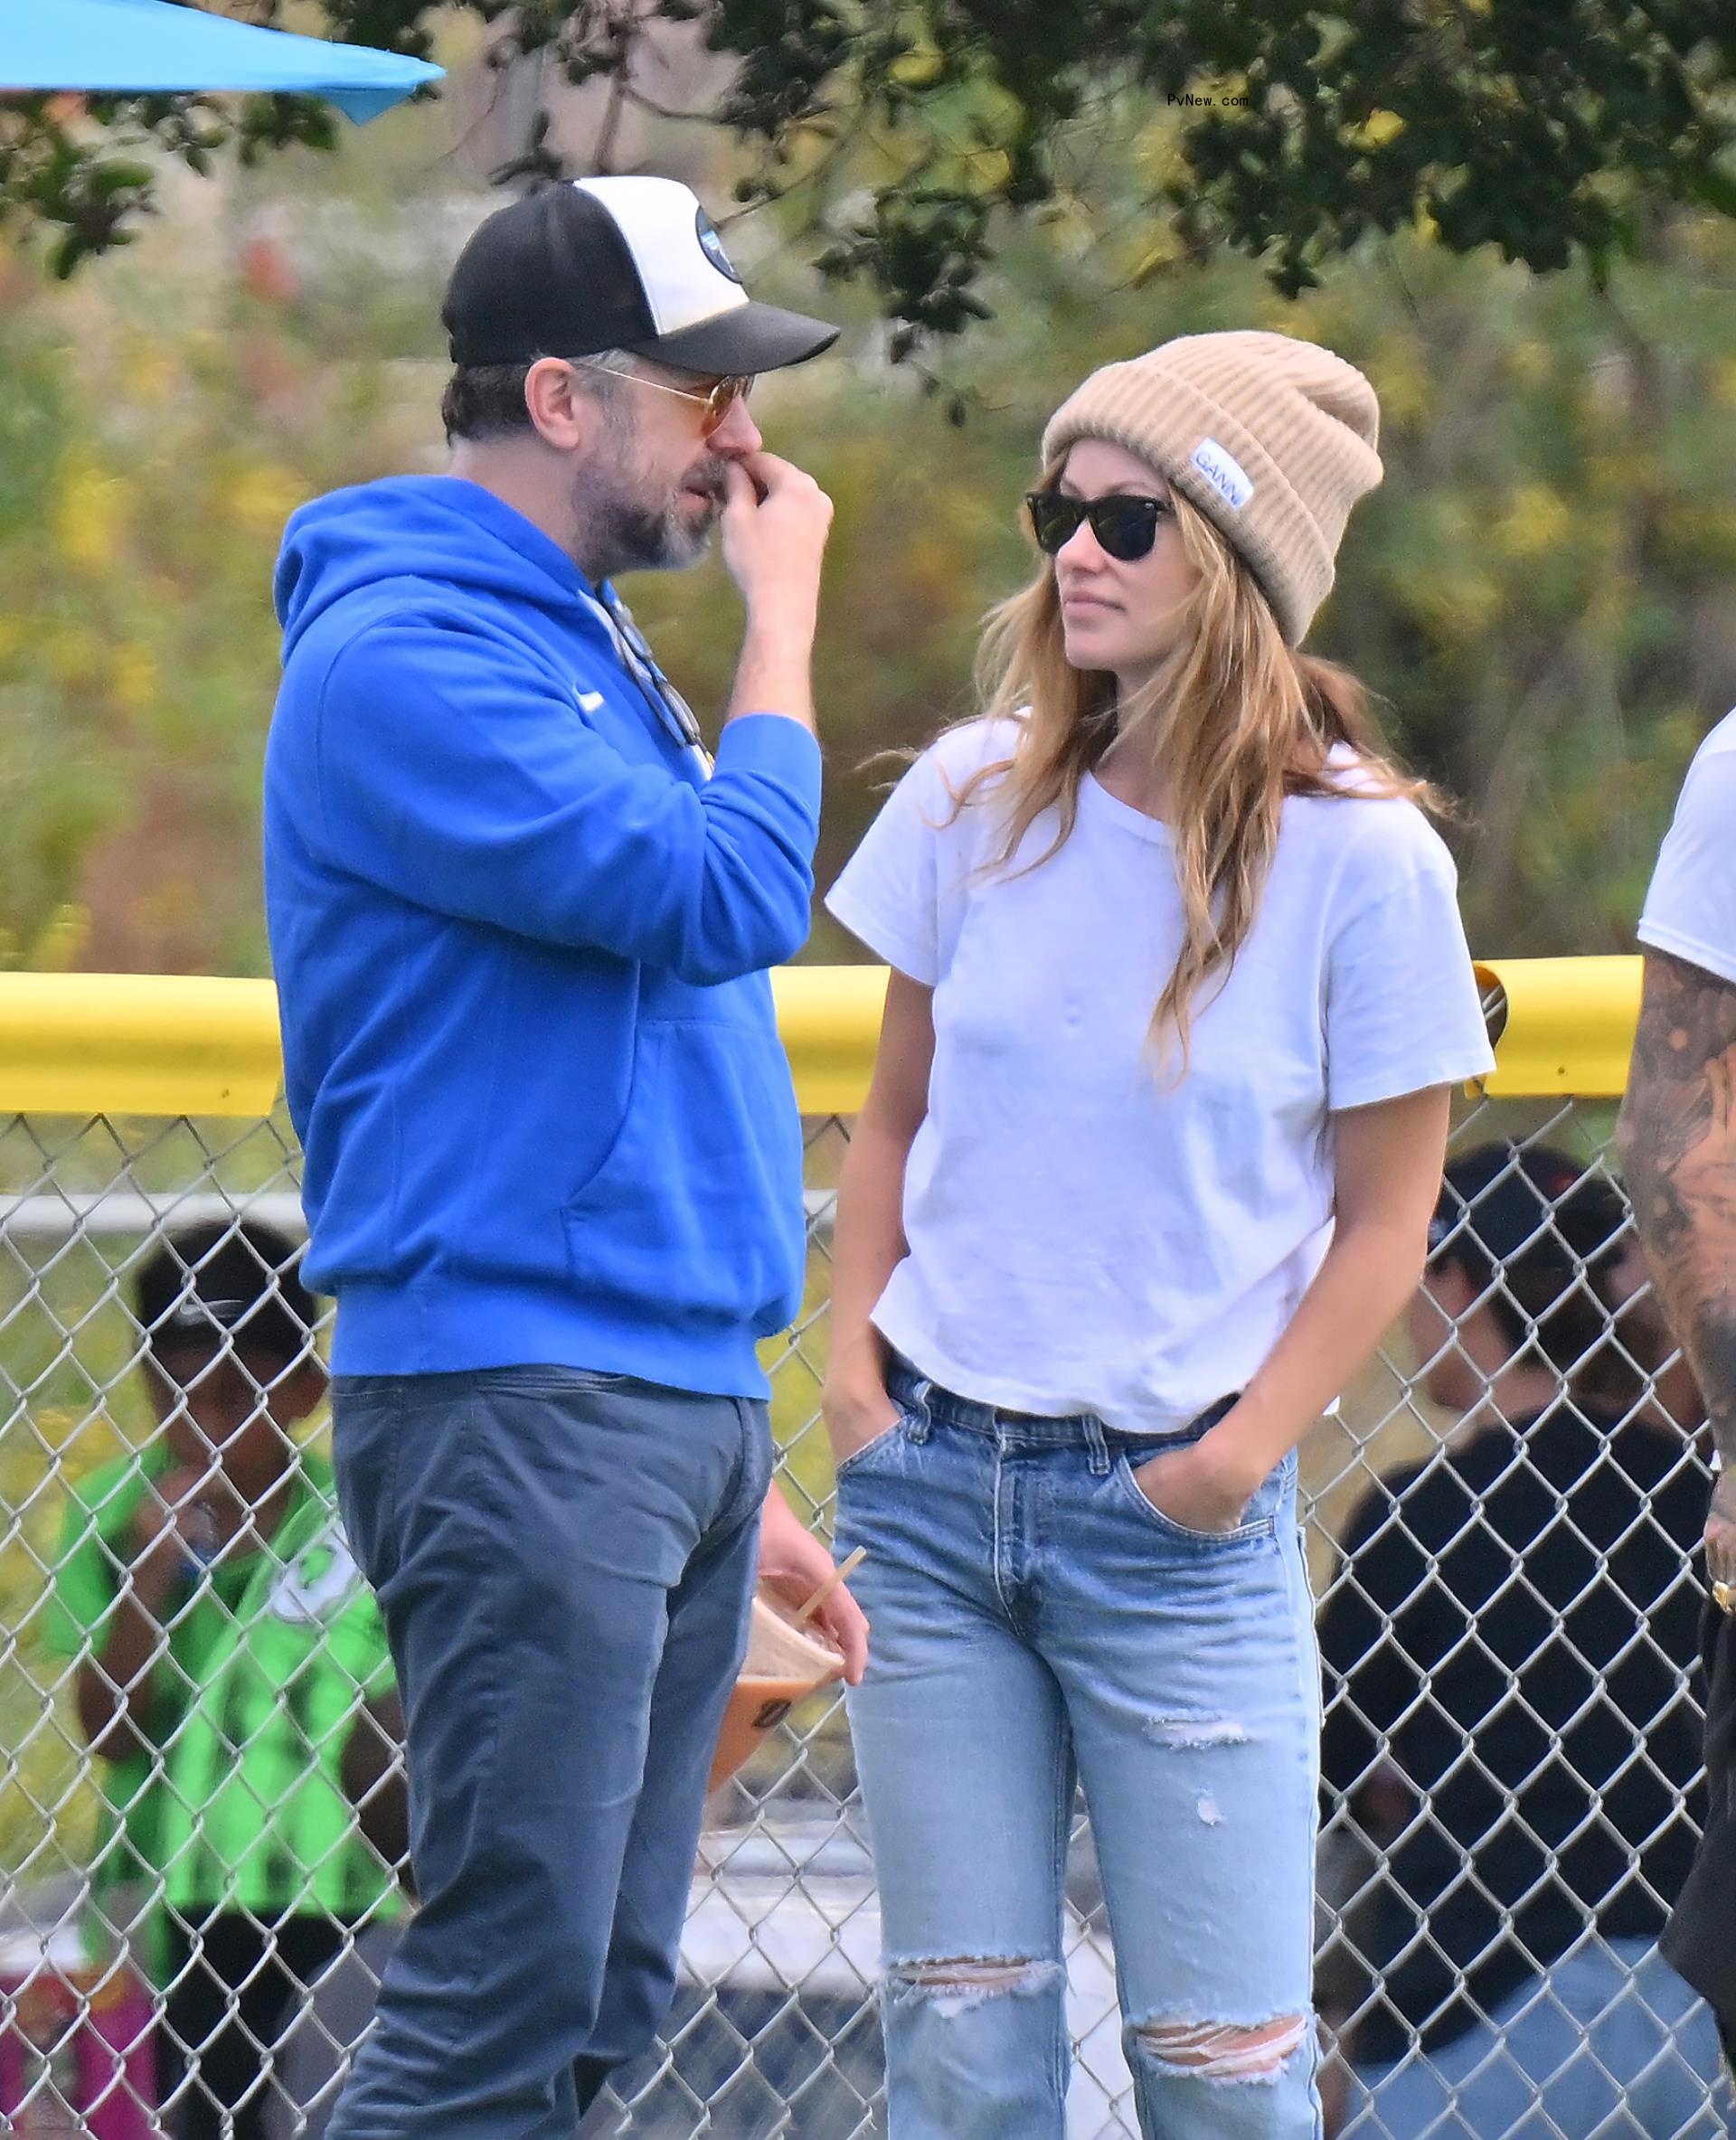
[[0, 968, 1730, 2137]]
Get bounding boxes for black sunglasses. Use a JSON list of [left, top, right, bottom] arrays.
[[1026, 490, 1176, 561]]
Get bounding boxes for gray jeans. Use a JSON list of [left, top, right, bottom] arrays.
[[323, 1366, 771, 2140]]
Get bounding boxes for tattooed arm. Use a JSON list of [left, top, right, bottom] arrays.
[[1617, 947, 1736, 1594]]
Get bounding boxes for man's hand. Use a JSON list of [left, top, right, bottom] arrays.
[[719, 453, 834, 630], [757, 1481, 869, 1684], [1130, 1427, 1267, 1537], [720, 453, 834, 735]]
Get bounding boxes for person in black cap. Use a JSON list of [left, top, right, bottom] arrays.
[[1319, 1145, 1727, 2135], [51, 1221, 334, 1991], [262, 174, 867, 2139]]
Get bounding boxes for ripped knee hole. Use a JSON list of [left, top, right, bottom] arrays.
[[1135, 2014, 1310, 2080], [889, 1957, 1051, 1991]]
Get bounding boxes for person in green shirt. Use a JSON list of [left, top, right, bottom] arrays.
[[47, 1220, 407, 2140], [159, 1446, 408, 2140]]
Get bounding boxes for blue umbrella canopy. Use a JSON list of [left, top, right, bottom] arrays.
[[0, 0, 443, 122]]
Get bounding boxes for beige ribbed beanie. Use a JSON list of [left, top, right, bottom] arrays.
[[1040, 330, 1382, 645]]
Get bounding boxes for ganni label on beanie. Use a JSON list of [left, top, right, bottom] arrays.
[[1191, 438, 1255, 512]]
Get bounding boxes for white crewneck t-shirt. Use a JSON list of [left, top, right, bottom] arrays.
[[1637, 707, 1736, 985], [824, 716, 1496, 1436]]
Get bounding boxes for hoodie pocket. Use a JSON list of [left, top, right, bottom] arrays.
[[562, 1018, 805, 1334]]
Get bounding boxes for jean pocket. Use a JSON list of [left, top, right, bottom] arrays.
[[1113, 1453, 1278, 1546], [834, 1401, 912, 1481], [466, 1366, 640, 1397], [330, 1381, 405, 1588]]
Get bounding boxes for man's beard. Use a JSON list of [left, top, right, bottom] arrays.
[[572, 443, 731, 579]]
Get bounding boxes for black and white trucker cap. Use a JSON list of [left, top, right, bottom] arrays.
[[442, 175, 838, 376]]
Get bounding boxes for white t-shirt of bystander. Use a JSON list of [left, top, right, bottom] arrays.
[[824, 716, 1497, 1437], [1638, 708, 1736, 985]]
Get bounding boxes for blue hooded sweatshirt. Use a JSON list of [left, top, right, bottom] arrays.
[[263, 476, 822, 1395]]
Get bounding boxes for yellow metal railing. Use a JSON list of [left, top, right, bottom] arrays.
[[0, 957, 1642, 1116], [1471, 957, 1642, 1098], [0, 973, 282, 1117]]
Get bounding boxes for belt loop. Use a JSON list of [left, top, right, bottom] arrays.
[[906, 1376, 934, 1443], [1083, 1413, 1111, 1477]]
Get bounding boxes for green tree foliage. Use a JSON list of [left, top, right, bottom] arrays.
[[0, 217, 432, 974], [3, 119, 1734, 974], [3, 3, 1735, 335]]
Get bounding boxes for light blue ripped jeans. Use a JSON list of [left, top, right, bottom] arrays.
[[835, 1353, 1322, 2140]]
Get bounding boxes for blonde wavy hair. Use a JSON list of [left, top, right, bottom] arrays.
[[932, 460, 1442, 1077]]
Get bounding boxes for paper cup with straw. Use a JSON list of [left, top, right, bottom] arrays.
[[707, 1550, 865, 1790]]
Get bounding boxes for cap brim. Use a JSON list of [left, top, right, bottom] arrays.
[[623, 299, 838, 376]]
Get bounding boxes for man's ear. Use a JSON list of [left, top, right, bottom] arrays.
[[524, 358, 600, 452]]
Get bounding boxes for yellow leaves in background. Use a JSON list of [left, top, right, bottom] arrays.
[[0, 908, 92, 974], [1492, 482, 1571, 562], [0, 306, 328, 969], [24, 1404, 110, 1466], [110, 646, 158, 727], [1657, 498, 1736, 570], [859, 45, 1028, 202], [0, 1400, 117, 1872], [889, 42, 946, 90], [52, 451, 130, 576], [1364, 334, 1432, 426], [1406, 567, 1504, 645], [1129, 111, 1188, 192], [1401, 495, 1504, 642], [120, 341, 178, 412], [1344, 109, 1406, 153], [221, 460, 309, 550], [1504, 338, 1552, 385], [1403, 479, 1615, 647], [25, 906, 90, 974]]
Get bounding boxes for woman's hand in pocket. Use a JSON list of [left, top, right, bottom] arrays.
[[1130, 1428, 1265, 1534], [822, 1372, 902, 1470]]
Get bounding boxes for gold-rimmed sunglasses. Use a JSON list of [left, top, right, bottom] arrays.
[[575, 356, 753, 438]]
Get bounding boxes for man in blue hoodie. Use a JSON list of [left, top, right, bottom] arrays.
[[263, 176, 869, 2136]]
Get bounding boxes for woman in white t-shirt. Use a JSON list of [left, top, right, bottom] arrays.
[[822, 332, 1495, 2140]]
